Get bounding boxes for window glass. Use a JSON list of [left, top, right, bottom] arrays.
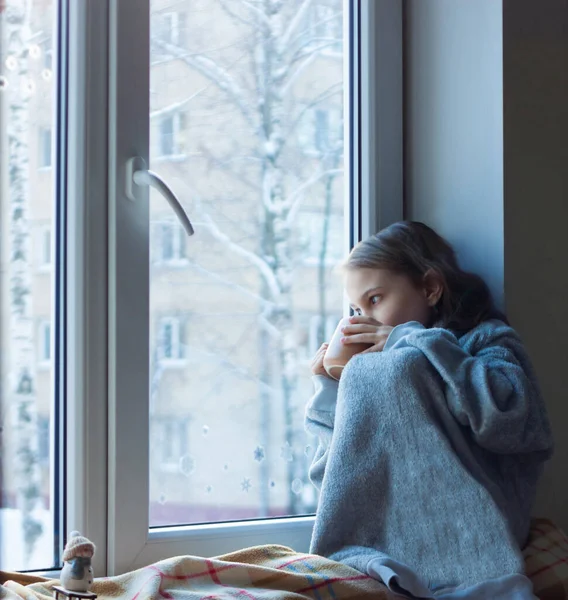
[[0, 0, 60, 570], [148, 0, 346, 527]]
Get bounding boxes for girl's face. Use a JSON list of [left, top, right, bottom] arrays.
[[344, 268, 440, 327]]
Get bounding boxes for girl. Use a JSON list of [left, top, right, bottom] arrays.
[[305, 221, 554, 600]]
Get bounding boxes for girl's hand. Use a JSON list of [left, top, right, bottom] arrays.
[[311, 342, 330, 376], [341, 316, 394, 353]]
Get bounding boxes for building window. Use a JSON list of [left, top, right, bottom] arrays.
[[39, 128, 52, 169], [158, 316, 185, 363], [157, 112, 187, 158], [309, 315, 338, 356], [42, 39, 53, 70], [154, 11, 187, 47], [304, 3, 343, 55], [152, 416, 190, 472], [297, 211, 344, 265], [38, 228, 52, 269], [37, 415, 50, 465], [297, 314, 339, 361], [153, 220, 187, 264], [38, 321, 51, 365], [297, 106, 342, 155]]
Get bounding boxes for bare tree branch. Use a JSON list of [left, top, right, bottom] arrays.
[[151, 36, 256, 131], [281, 0, 313, 49], [150, 87, 207, 119], [283, 82, 342, 141], [200, 213, 281, 300], [218, 0, 268, 30], [240, 0, 272, 28], [186, 260, 276, 311], [286, 168, 343, 225], [290, 38, 342, 64]]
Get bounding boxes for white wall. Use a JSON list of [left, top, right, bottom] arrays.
[[404, 0, 504, 307], [405, 0, 568, 531], [502, 0, 568, 532]]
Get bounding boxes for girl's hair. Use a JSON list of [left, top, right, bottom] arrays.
[[343, 221, 507, 333]]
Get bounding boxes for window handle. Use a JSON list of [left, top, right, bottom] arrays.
[[125, 156, 195, 236]]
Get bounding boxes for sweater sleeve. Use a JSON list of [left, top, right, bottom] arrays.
[[304, 375, 339, 489], [383, 321, 554, 456]]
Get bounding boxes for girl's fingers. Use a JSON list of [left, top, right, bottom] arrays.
[[342, 332, 381, 344], [349, 315, 382, 326], [342, 323, 379, 335]]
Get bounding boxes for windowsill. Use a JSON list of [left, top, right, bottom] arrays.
[[152, 153, 187, 164], [37, 360, 51, 370], [37, 264, 53, 273], [14, 568, 61, 579], [38, 166, 53, 172]]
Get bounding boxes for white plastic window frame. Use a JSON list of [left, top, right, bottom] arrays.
[[64, 0, 402, 577]]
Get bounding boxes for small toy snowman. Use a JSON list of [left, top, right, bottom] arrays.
[[59, 531, 95, 593]]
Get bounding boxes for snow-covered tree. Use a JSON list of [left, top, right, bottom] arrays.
[[151, 0, 343, 514], [1, 0, 43, 560]]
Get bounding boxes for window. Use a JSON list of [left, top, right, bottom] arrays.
[[153, 220, 187, 263], [4, 0, 394, 577], [154, 11, 187, 47], [38, 321, 52, 365], [37, 415, 50, 466], [303, 3, 343, 56], [155, 112, 187, 158], [297, 211, 344, 264], [40, 38, 53, 71], [38, 227, 52, 269], [151, 416, 190, 473], [38, 127, 52, 169], [297, 314, 339, 361], [1, 0, 61, 571], [157, 316, 185, 363], [297, 106, 343, 155]]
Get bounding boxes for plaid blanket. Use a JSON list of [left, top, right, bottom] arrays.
[[0, 544, 394, 600], [3, 519, 568, 599], [523, 518, 568, 599]]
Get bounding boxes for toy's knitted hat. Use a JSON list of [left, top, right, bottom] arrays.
[[62, 531, 96, 562]]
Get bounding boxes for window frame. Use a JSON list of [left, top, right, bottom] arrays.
[[62, 0, 402, 578]]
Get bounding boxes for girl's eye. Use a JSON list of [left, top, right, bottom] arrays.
[[353, 308, 362, 316], [370, 295, 381, 305]]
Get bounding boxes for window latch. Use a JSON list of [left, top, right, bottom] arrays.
[[125, 156, 195, 236]]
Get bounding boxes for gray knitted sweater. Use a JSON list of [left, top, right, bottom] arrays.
[[305, 320, 553, 598]]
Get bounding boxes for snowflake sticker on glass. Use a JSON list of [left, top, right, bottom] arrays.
[[280, 441, 294, 462], [179, 454, 196, 477]]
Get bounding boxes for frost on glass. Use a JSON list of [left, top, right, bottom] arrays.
[[0, 0, 56, 569], [149, 0, 346, 527]]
